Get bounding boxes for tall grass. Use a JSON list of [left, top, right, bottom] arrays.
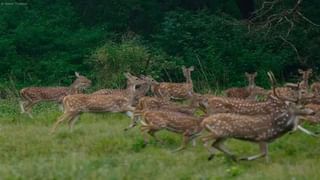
[[0, 98, 320, 179]]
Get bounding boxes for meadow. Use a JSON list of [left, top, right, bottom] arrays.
[[0, 98, 320, 179]]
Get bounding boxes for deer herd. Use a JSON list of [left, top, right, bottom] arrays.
[[18, 67, 320, 162]]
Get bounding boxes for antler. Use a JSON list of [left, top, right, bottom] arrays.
[[267, 71, 298, 103]]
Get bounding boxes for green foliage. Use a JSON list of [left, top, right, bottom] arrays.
[[0, 0, 319, 93], [89, 38, 184, 89], [0, 0, 106, 89], [152, 10, 306, 89]]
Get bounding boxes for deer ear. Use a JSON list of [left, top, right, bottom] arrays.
[[253, 72, 257, 77], [189, 66, 194, 71], [75, 72, 80, 77], [245, 72, 249, 77], [298, 69, 303, 74], [308, 69, 313, 74]]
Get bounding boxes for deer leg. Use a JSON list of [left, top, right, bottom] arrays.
[[140, 125, 152, 144], [148, 130, 164, 144], [189, 132, 202, 147], [68, 114, 80, 132], [172, 134, 190, 152], [19, 100, 34, 118], [239, 142, 268, 162], [24, 101, 40, 118], [19, 100, 28, 113], [124, 114, 140, 131], [201, 133, 216, 147], [140, 125, 162, 145], [212, 138, 237, 161], [50, 112, 74, 134]]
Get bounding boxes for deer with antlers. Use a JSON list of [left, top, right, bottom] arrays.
[[151, 66, 194, 100], [200, 72, 315, 162], [198, 72, 316, 136], [50, 73, 145, 133], [225, 72, 266, 100], [19, 72, 92, 118], [201, 101, 314, 162]]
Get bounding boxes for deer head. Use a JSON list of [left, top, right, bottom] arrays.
[[123, 72, 146, 103], [70, 72, 92, 91], [298, 68, 312, 81], [182, 66, 194, 84], [298, 68, 312, 90], [245, 72, 257, 88]]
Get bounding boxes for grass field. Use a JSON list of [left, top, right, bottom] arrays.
[[1, 99, 320, 179]]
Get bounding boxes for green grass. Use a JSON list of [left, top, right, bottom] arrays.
[[1, 99, 320, 179]]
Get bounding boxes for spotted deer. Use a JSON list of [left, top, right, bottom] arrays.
[[92, 74, 156, 106], [139, 110, 203, 152], [311, 82, 320, 95], [225, 72, 265, 100], [298, 69, 312, 90], [125, 96, 199, 131], [20, 72, 91, 117], [198, 72, 316, 135], [201, 101, 314, 162], [151, 66, 194, 100], [50, 73, 145, 133]]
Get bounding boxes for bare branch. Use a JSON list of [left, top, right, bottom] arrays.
[[279, 35, 304, 64]]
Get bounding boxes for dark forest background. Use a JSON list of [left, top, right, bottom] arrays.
[[0, 0, 319, 95]]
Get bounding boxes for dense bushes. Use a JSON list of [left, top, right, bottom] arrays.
[[0, 0, 319, 95]]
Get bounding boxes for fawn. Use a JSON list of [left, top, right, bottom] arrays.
[[20, 72, 91, 118]]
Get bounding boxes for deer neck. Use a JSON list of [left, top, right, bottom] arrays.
[[248, 81, 256, 89], [125, 83, 137, 105], [185, 72, 192, 85], [136, 83, 150, 96], [272, 109, 297, 132], [68, 82, 80, 94], [301, 79, 309, 89], [187, 78, 193, 85]]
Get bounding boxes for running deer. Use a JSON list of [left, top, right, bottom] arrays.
[[50, 73, 145, 133], [125, 95, 199, 131], [139, 110, 203, 152], [197, 72, 316, 135], [151, 66, 194, 100], [201, 101, 314, 162], [92, 74, 156, 105], [20, 72, 91, 117], [225, 72, 265, 100]]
